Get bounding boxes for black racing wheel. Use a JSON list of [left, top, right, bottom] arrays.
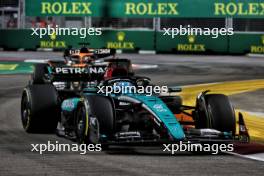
[[21, 84, 59, 133], [196, 94, 236, 134], [32, 63, 47, 84], [86, 96, 115, 136]]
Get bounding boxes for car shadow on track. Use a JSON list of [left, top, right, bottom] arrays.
[[103, 146, 229, 157]]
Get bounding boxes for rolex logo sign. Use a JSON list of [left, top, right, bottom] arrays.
[[188, 35, 195, 44], [177, 35, 205, 52], [40, 32, 66, 48], [106, 32, 134, 49], [117, 32, 125, 42], [250, 35, 264, 53], [50, 32, 56, 40]]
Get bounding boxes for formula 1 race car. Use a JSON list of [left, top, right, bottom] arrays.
[[31, 46, 124, 90], [63, 43, 116, 66], [32, 58, 134, 91], [21, 68, 250, 147]]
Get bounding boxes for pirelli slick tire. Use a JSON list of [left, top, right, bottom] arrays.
[[197, 94, 236, 134], [21, 84, 60, 133], [32, 64, 47, 84], [86, 96, 115, 136], [75, 101, 101, 145], [75, 96, 114, 150]]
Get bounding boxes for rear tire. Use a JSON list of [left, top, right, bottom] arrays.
[[32, 64, 47, 84], [21, 84, 60, 133]]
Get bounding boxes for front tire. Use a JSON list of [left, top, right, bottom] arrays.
[[75, 96, 114, 148], [75, 102, 100, 144], [196, 94, 236, 134], [87, 96, 115, 136]]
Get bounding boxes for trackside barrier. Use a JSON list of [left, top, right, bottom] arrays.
[[0, 29, 263, 54]]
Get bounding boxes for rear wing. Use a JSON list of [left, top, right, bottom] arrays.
[[64, 48, 116, 59], [92, 49, 116, 58], [49, 65, 107, 82]]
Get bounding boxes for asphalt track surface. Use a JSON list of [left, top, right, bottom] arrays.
[[0, 52, 264, 175]]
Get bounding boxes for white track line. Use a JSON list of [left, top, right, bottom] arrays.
[[247, 53, 264, 58], [138, 50, 156, 54], [132, 64, 158, 69], [24, 59, 48, 63], [227, 152, 264, 162], [24, 60, 159, 70]]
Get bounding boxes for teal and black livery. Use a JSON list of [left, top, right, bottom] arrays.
[[61, 98, 80, 112]]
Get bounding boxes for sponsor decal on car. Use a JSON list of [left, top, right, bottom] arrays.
[[62, 100, 74, 109], [153, 104, 168, 112], [54, 66, 107, 74]]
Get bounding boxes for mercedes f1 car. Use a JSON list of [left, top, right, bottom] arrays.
[[21, 58, 250, 148], [31, 45, 126, 90], [63, 43, 117, 66]]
